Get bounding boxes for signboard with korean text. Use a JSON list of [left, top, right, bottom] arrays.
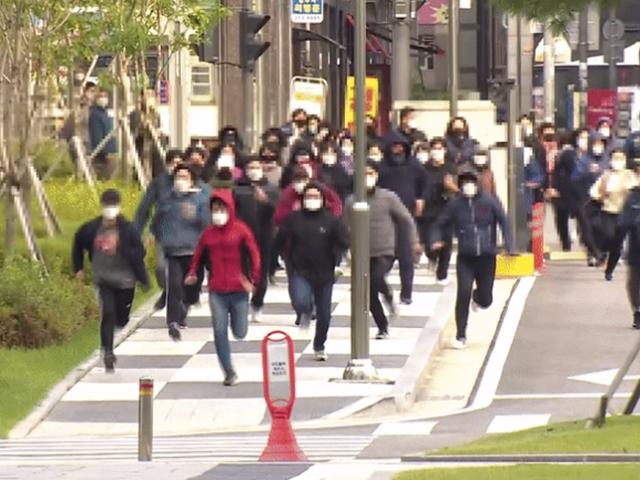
[[291, 0, 324, 24], [343, 76, 379, 131], [289, 76, 327, 118]]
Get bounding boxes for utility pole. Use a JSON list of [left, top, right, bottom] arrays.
[[608, 7, 618, 92], [448, 0, 459, 118], [543, 23, 555, 123], [391, 1, 411, 103], [578, 8, 588, 127], [169, 21, 189, 149], [344, 0, 375, 382]]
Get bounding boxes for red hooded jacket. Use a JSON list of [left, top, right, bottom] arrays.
[[188, 189, 261, 292], [274, 183, 342, 226]]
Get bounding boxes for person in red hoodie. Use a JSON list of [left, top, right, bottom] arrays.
[[186, 190, 261, 386]]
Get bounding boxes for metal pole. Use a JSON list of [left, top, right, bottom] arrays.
[[624, 378, 640, 415], [506, 80, 518, 248], [391, 17, 411, 103], [243, 0, 255, 151], [344, 0, 375, 381], [608, 8, 618, 92], [543, 24, 555, 123], [516, 16, 522, 117], [448, 0, 459, 118], [138, 377, 154, 461], [578, 8, 589, 127]]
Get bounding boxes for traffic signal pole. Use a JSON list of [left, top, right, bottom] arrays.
[[242, 0, 254, 151]]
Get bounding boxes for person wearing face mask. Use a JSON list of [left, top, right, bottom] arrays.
[[596, 117, 616, 150], [367, 141, 385, 163], [590, 148, 637, 280], [133, 149, 183, 311], [211, 144, 242, 189], [517, 114, 535, 147], [317, 141, 352, 202], [469, 146, 496, 196], [154, 164, 211, 340], [345, 161, 420, 339], [378, 132, 427, 304], [88, 90, 118, 180], [417, 137, 458, 284], [445, 116, 476, 166], [184, 146, 208, 182], [306, 114, 321, 138], [338, 134, 355, 176], [259, 142, 283, 188], [279, 141, 318, 189], [233, 157, 280, 322], [73, 189, 149, 372], [274, 183, 349, 359], [366, 114, 382, 143], [185, 190, 261, 386], [414, 142, 430, 166], [396, 106, 425, 145], [431, 169, 514, 350]]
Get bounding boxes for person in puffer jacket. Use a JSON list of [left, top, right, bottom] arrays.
[[186, 189, 261, 387], [431, 168, 514, 349]]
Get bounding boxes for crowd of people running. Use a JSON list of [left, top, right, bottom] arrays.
[[71, 105, 640, 384]]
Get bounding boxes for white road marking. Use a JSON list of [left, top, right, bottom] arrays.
[[373, 421, 438, 436], [486, 414, 550, 434], [494, 392, 634, 400], [569, 368, 640, 387]]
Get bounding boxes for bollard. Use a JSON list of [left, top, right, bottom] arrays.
[[138, 377, 154, 461]]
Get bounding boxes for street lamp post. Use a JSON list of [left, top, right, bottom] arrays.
[[448, 0, 459, 118]]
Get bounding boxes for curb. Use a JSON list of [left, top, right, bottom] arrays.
[[401, 453, 640, 463], [7, 292, 160, 439]]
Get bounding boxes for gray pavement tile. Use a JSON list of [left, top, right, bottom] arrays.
[[262, 303, 337, 315], [331, 316, 427, 328], [46, 401, 138, 423], [142, 316, 212, 329], [296, 353, 408, 369], [115, 355, 192, 369], [259, 396, 364, 424], [156, 381, 264, 399], [188, 463, 312, 480], [197, 340, 310, 355]]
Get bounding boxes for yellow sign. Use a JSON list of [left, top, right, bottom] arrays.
[[343, 76, 379, 130]]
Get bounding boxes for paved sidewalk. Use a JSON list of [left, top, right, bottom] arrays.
[[29, 259, 454, 437]]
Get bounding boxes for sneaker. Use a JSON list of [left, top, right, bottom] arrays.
[[223, 370, 238, 386], [471, 300, 481, 313], [178, 319, 188, 329], [634, 312, 640, 330], [294, 314, 301, 326], [437, 278, 450, 286], [168, 322, 181, 341], [251, 307, 262, 323], [375, 331, 389, 340], [313, 351, 328, 361], [104, 352, 116, 373], [587, 256, 597, 267], [334, 266, 344, 278], [400, 297, 413, 305], [451, 338, 467, 350], [605, 272, 613, 281], [153, 292, 166, 311]]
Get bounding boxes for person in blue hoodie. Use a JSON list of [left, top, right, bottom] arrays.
[[154, 163, 211, 340], [431, 168, 514, 349], [378, 131, 426, 304], [445, 116, 476, 166]]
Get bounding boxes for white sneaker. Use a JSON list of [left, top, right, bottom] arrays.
[[451, 338, 467, 350], [251, 308, 262, 323], [471, 300, 482, 312], [437, 278, 450, 286], [313, 351, 328, 361]]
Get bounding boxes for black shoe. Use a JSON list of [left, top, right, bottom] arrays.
[[223, 370, 238, 386], [295, 314, 301, 326], [634, 312, 640, 330], [605, 272, 613, 281], [153, 292, 167, 311], [400, 297, 412, 305], [104, 352, 116, 373], [168, 322, 181, 341], [178, 320, 188, 329]]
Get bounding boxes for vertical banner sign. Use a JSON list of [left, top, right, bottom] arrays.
[[343, 76, 379, 131], [291, 0, 324, 24], [587, 89, 617, 130]]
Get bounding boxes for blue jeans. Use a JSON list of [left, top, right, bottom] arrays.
[[290, 274, 333, 352], [209, 292, 250, 375]]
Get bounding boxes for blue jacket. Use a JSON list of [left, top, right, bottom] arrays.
[[154, 187, 211, 255], [432, 192, 514, 256], [445, 135, 476, 166], [523, 148, 544, 214], [617, 189, 640, 268], [624, 131, 640, 168], [88, 106, 117, 154], [133, 172, 174, 236]]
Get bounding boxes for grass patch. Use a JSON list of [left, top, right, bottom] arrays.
[[433, 417, 640, 456], [396, 464, 640, 480]]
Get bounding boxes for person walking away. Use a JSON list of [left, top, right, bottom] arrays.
[[431, 169, 514, 349], [185, 190, 261, 385], [417, 137, 458, 284], [73, 189, 149, 372], [445, 116, 476, 166], [88, 90, 118, 180], [134, 149, 183, 311], [346, 161, 421, 339], [378, 131, 426, 305], [155, 164, 211, 340], [590, 148, 637, 280], [274, 182, 349, 359], [234, 156, 280, 323]]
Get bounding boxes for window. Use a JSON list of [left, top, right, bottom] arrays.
[[191, 64, 215, 103]]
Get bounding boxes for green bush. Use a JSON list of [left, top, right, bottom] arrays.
[[32, 139, 75, 178], [0, 258, 98, 348]]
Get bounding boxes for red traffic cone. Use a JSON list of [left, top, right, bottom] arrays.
[[259, 414, 307, 462]]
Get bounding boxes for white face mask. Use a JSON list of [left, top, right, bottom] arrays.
[[211, 211, 229, 226], [293, 181, 307, 194], [417, 152, 430, 164], [611, 158, 626, 171], [218, 154, 234, 169], [96, 97, 109, 108], [462, 182, 478, 198], [247, 168, 263, 182], [522, 125, 533, 137], [342, 145, 353, 156], [473, 155, 488, 167], [366, 175, 377, 190], [592, 145, 604, 157], [369, 153, 382, 163], [431, 149, 445, 163], [322, 154, 337, 166], [102, 206, 120, 220], [599, 127, 611, 138], [303, 198, 322, 211], [407, 118, 418, 129], [577, 138, 589, 152], [174, 178, 191, 193]]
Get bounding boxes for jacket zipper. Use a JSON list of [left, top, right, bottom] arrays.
[[470, 198, 480, 256]]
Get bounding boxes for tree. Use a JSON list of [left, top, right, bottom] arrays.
[[493, 0, 620, 27]]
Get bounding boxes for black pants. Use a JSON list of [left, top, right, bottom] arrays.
[[395, 220, 415, 300], [419, 218, 452, 281], [370, 256, 394, 334], [97, 284, 135, 353], [553, 203, 572, 251], [252, 244, 271, 309], [166, 254, 203, 327], [599, 215, 623, 275], [455, 255, 496, 341]]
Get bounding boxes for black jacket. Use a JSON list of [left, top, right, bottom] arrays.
[[617, 189, 640, 268], [318, 163, 352, 202], [419, 161, 456, 220], [72, 216, 149, 287], [274, 208, 349, 285], [233, 177, 279, 251]]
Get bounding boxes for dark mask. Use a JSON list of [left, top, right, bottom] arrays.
[[190, 164, 204, 179], [294, 119, 307, 129], [367, 126, 377, 137], [391, 153, 406, 165], [217, 168, 232, 181]]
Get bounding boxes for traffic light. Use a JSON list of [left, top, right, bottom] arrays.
[[239, 10, 271, 72]]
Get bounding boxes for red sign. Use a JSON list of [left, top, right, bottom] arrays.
[[587, 89, 617, 130]]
